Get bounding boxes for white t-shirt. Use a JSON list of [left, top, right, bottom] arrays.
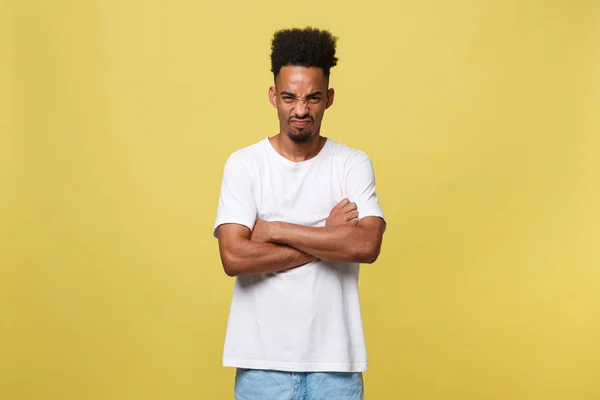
[[213, 136, 385, 372]]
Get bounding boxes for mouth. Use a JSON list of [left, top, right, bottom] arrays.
[[290, 119, 312, 128]]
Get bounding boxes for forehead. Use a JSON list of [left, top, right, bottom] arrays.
[[275, 66, 327, 92]]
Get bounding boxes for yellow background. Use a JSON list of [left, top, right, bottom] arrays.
[[2, 1, 599, 399]]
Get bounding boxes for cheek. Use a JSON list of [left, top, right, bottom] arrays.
[[278, 105, 293, 116], [313, 107, 326, 120], [276, 107, 289, 121]]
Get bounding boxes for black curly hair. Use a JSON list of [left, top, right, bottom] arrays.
[[270, 27, 338, 79]]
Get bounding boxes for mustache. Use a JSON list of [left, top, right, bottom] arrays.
[[288, 115, 313, 122]]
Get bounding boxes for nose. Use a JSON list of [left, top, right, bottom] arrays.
[[293, 99, 308, 117]]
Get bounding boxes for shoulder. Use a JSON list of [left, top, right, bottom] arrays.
[[327, 138, 372, 170], [223, 138, 269, 171]]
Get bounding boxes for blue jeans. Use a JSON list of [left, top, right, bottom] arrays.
[[234, 368, 364, 400]]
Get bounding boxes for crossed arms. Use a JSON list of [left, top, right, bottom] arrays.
[[216, 199, 386, 277]]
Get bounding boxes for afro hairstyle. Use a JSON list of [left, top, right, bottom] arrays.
[[270, 27, 338, 79]]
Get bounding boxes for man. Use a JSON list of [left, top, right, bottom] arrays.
[[213, 27, 386, 400]]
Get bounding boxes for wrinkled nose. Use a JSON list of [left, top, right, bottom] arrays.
[[293, 99, 308, 117]]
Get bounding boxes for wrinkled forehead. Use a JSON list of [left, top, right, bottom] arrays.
[[275, 66, 328, 94]]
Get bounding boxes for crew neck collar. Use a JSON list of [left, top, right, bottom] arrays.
[[263, 136, 331, 167]]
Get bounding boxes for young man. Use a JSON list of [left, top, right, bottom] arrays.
[[214, 27, 386, 400]]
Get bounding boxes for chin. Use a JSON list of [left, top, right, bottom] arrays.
[[287, 131, 313, 144]]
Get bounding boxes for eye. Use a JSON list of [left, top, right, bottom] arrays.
[[281, 96, 294, 102], [308, 97, 322, 104]]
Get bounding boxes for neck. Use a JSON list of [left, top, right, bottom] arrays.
[[270, 132, 327, 162]]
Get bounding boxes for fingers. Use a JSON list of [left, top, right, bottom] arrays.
[[329, 199, 359, 227], [335, 198, 350, 209], [343, 202, 357, 212], [346, 210, 359, 220], [334, 198, 357, 211]]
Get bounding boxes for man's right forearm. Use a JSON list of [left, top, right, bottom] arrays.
[[219, 239, 314, 277]]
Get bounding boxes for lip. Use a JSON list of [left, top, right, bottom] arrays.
[[290, 119, 311, 127]]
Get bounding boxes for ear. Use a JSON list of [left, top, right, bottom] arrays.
[[268, 86, 277, 108], [326, 88, 335, 109]]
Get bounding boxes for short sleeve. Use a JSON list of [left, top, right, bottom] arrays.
[[345, 156, 385, 222], [213, 152, 258, 238]]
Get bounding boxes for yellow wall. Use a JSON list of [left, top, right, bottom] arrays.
[[2, 1, 599, 399]]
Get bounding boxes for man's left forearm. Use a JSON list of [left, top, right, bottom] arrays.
[[267, 219, 384, 264]]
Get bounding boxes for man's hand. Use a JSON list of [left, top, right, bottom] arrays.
[[326, 198, 359, 227], [252, 198, 359, 243], [251, 219, 272, 243]]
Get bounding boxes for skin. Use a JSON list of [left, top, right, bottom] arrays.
[[218, 199, 359, 276], [267, 66, 334, 162], [217, 66, 385, 276], [252, 211, 385, 264]]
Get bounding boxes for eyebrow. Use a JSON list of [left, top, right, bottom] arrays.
[[280, 91, 324, 98]]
